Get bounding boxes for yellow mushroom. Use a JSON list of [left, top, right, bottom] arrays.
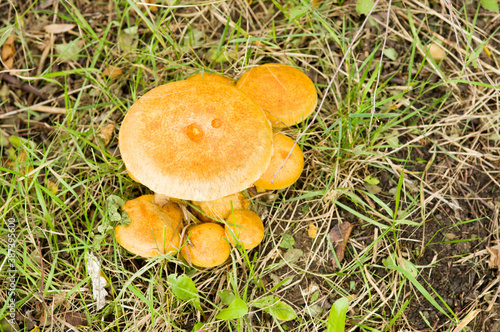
[[181, 223, 230, 268], [225, 210, 264, 250], [254, 133, 304, 190]]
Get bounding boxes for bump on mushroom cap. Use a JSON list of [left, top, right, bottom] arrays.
[[236, 63, 317, 128]]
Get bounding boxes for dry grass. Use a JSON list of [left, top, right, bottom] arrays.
[[0, 0, 499, 331]]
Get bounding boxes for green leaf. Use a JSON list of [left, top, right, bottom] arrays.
[[481, 0, 499, 12], [383, 48, 398, 61], [54, 41, 83, 62], [279, 233, 295, 249], [216, 298, 248, 320], [364, 176, 380, 185], [489, 133, 500, 141], [356, 0, 375, 16], [326, 297, 349, 332], [106, 195, 128, 224], [382, 253, 418, 278], [168, 274, 203, 313], [289, 5, 308, 21], [252, 296, 297, 321], [283, 248, 303, 263], [218, 290, 235, 305]]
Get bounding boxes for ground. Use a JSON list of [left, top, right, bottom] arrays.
[[0, 0, 499, 331]]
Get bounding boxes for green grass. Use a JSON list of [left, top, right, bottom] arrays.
[[1, 0, 500, 331]]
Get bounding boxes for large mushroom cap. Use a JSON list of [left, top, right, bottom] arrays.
[[119, 81, 273, 201], [236, 63, 317, 128], [114, 195, 183, 258]]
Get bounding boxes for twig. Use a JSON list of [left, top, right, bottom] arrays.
[[0, 73, 48, 100]]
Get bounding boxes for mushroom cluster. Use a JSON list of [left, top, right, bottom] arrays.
[[114, 64, 317, 268]]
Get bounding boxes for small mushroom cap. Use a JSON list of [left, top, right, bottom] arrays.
[[181, 223, 230, 268], [254, 133, 304, 190], [236, 63, 317, 128], [225, 210, 264, 250], [192, 191, 251, 222], [186, 72, 235, 85], [114, 195, 183, 258], [428, 43, 446, 62], [119, 80, 273, 201]]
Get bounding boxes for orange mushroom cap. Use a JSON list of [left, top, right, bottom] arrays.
[[119, 81, 273, 201], [254, 133, 304, 190], [114, 195, 183, 258], [181, 223, 230, 268], [236, 63, 317, 128], [225, 210, 264, 250]]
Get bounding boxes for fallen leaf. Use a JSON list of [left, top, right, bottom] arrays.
[[283, 248, 303, 263], [0, 84, 10, 101], [329, 222, 354, 266], [43, 24, 76, 34], [86, 251, 108, 311], [2, 35, 15, 69], [308, 223, 317, 238], [98, 123, 115, 146], [45, 179, 59, 195], [119, 26, 138, 51], [144, 0, 158, 12], [103, 65, 122, 78], [486, 246, 499, 269], [65, 312, 88, 327], [363, 183, 382, 195], [54, 40, 83, 62], [311, 0, 322, 8]]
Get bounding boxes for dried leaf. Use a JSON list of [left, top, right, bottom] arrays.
[[486, 246, 499, 269], [2, 36, 15, 69], [329, 222, 354, 266], [97, 123, 115, 146], [45, 179, 59, 195], [43, 24, 76, 34], [308, 223, 317, 238], [54, 41, 83, 62], [86, 251, 108, 311], [65, 312, 88, 327], [144, 0, 158, 12], [103, 65, 122, 78], [0, 84, 10, 101], [119, 26, 138, 51]]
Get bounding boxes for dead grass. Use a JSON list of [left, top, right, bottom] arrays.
[[0, 0, 499, 331]]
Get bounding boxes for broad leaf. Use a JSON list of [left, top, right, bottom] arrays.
[[168, 274, 202, 312], [326, 297, 349, 332], [216, 298, 248, 320]]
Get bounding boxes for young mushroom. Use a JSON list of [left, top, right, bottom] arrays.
[[181, 223, 230, 268], [225, 210, 264, 250], [236, 63, 317, 128], [192, 191, 251, 222], [254, 133, 304, 190], [118, 80, 273, 201], [114, 195, 183, 258]]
